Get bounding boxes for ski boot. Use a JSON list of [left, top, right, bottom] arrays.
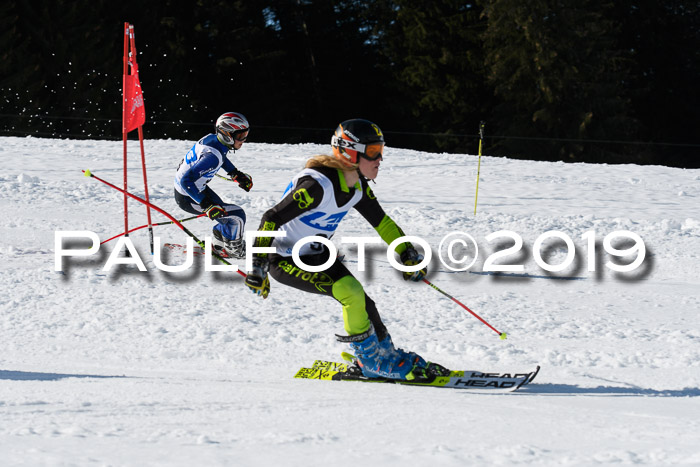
[[336, 326, 421, 381], [377, 333, 451, 380], [212, 228, 246, 259], [377, 333, 426, 369]]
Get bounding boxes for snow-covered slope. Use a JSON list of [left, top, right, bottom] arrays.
[[1, 136, 699, 465]]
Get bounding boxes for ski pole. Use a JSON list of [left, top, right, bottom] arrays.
[[100, 214, 206, 245], [82, 169, 246, 277], [473, 121, 485, 215], [422, 278, 507, 339]]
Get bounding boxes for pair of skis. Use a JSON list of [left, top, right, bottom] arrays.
[[295, 359, 539, 392]]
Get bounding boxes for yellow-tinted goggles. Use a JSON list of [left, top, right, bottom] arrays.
[[362, 142, 385, 160], [332, 136, 384, 160]]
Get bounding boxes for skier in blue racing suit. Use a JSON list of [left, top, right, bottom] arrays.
[[174, 112, 253, 258]]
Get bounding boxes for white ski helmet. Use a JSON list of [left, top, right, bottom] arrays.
[[215, 112, 250, 148]]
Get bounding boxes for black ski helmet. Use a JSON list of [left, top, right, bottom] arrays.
[[331, 118, 385, 165]]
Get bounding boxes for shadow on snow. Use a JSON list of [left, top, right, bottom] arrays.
[[521, 383, 700, 397], [0, 369, 127, 381]]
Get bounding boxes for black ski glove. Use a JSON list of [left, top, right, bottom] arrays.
[[400, 247, 427, 282], [245, 256, 270, 298], [229, 169, 253, 192], [200, 198, 226, 220]]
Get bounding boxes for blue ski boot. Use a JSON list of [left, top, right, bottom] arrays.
[[377, 333, 426, 369], [336, 326, 420, 380], [378, 333, 451, 378]]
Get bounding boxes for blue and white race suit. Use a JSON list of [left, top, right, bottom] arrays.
[[274, 168, 362, 256], [174, 134, 246, 240]]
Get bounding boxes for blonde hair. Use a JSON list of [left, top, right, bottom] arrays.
[[305, 154, 357, 171]]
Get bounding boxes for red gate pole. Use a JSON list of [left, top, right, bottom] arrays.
[[129, 24, 154, 254], [83, 170, 245, 278], [121, 22, 130, 251]]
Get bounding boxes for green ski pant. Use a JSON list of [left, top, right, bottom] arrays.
[[268, 250, 388, 340]]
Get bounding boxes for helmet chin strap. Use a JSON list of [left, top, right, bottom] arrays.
[[357, 167, 376, 184], [216, 131, 240, 152]]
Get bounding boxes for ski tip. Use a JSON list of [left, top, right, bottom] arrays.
[[83, 169, 92, 177], [516, 365, 541, 390], [499, 332, 507, 340]]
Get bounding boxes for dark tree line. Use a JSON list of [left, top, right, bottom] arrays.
[[1, 0, 698, 167]]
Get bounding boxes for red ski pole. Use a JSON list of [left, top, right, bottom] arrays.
[[83, 169, 246, 277], [100, 214, 206, 245], [422, 278, 507, 339]]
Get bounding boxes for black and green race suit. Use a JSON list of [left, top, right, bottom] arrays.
[[252, 165, 414, 339]]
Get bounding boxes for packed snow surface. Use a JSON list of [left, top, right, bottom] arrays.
[[1, 136, 699, 465]]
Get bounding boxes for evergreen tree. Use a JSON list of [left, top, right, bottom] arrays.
[[376, 0, 489, 151], [0, 1, 125, 138], [2, 0, 695, 166], [482, 0, 639, 163], [253, 0, 401, 141], [616, 1, 700, 167]]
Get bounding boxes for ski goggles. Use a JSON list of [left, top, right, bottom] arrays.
[[233, 130, 249, 142], [332, 136, 384, 160], [222, 129, 249, 143]]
